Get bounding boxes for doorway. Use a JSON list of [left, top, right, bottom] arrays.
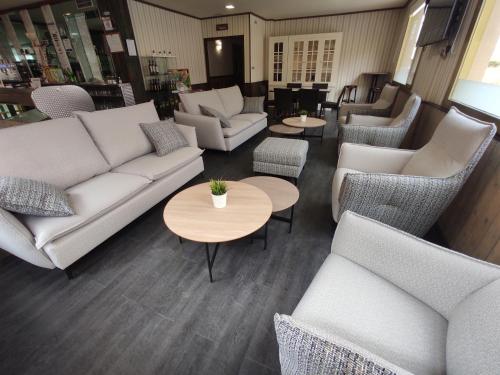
[[204, 35, 244, 89]]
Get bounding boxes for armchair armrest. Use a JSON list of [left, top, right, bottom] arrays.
[[0, 208, 54, 268], [334, 209, 500, 319], [339, 125, 408, 149], [274, 314, 411, 375], [175, 123, 198, 148], [338, 143, 415, 174], [338, 103, 373, 118], [347, 114, 392, 126], [174, 110, 226, 151], [347, 107, 392, 118]]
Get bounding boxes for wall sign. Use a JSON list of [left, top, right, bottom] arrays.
[[216, 23, 228, 31]]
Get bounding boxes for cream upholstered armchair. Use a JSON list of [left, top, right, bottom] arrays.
[[338, 83, 399, 125], [332, 107, 496, 237], [338, 94, 421, 148], [275, 211, 500, 375]]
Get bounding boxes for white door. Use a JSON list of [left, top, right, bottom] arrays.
[[268, 36, 288, 86]]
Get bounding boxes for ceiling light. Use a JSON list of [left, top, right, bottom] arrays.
[[225, 4, 235, 9]]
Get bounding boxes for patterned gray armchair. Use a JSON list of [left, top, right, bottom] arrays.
[[338, 84, 399, 125], [332, 107, 496, 237], [275, 211, 500, 375], [338, 94, 421, 149], [31, 85, 95, 119]]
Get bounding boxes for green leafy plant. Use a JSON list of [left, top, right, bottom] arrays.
[[298, 109, 308, 116], [209, 178, 227, 196]]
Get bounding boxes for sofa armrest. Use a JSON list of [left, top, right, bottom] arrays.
[[338, 143, 415, 174], [175, 123, 198, 148], [174, 110, 227, 151], [0, 208, 54, 268], [332, 211, 500, 318], [274, 314, 411, 375]]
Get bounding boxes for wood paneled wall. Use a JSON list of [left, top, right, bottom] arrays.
[[127, 0, 207, 84], [391, 0, 500, 264], [266, 9, 404, 100]]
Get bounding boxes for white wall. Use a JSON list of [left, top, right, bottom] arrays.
[[249, 14, 266, 82], [266, 9, 404, 100], [201, 15, 251, 82], [127, 0, 206, 84]]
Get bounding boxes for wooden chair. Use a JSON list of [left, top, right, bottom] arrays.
[[297, 88, 320, 117], [319, 85, 357, 118], [274, 88, 295, 119]]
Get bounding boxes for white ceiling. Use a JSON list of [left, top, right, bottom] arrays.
[[140, 0, 407, 19], [0, 0, 407, 18]]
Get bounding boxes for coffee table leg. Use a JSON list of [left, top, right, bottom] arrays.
[[205, 243, 220, 283], [264, 222, 268, 250], [289, 205, 294, 233]]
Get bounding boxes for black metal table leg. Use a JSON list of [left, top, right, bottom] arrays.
[[178, 236, 183, 244], [271, 204, 295, 233], [264, 222, 268, 250], [205, 242, 220, 283]]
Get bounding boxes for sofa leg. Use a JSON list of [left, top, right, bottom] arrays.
[[64, 268, 74, 280]]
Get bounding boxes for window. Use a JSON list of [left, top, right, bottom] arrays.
[[449, 0, 500, 118], [291, 41, 304, 82], [394, 2, 425, 85]]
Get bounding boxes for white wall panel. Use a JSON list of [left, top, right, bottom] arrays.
[[127, 0, 206, 84], [250, 14, 266, 82]]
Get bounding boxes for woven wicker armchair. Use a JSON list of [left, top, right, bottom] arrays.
[[338, 94, 421, 149], [31, 85, 95, 119], [338, 84, 399, 125], [332, 107, 496, 237]]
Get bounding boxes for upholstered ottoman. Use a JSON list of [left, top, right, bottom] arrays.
[[253, 137, 308, 183]]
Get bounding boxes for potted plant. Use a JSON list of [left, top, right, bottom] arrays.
[[210, 178, 228, 208], [299, 110, 308, 122]]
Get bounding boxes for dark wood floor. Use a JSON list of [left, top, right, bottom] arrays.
[[0, 113, 338, 375]]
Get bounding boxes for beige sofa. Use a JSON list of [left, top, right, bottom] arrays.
[[174, 85, 267, 151], [0, 101, 204, 271]]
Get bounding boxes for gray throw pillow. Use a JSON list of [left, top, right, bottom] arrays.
[[199, 105, 232, 128], [0, 176, 74, 217], [140, 119, 188, 156], [242, 96, 265, 114]]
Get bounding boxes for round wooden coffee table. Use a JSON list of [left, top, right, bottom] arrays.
[[269, 124, 304, 136], [240, 176, 299, 233], [164, 181, 272, 282], [283, 116, 327, 141]]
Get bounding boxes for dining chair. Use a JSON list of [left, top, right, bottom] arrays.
[[312, 83, 328, 106], [274, 88, 295, 119], [319, 85, 357, 118], [297, 88, 320, 116], [287, 83, 302, 89]]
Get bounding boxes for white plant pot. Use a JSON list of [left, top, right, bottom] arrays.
[[300, 115, 307, 122], [211, 193, 227, 208]]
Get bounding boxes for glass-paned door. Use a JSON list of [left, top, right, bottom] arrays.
[[305, 40, 319, 82], [320, 39, 336, 82], [291, 40, 304, 82], [268, 36, 288, 85]]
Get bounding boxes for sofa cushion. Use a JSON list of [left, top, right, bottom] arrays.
[[402, 107, 493, 177], [222, 118, 253, 138], [199, 105, 232, 128], [231, 112, 267, 124], [331, 168, 362, 222], [241, 96, 264, 114], [22, 172, 150, 249], [389, 94, 421, 128], [112, 147, 203, 181], [74, 101, 158, 168], [0, 177, 73, 217], [140, 119, 188, 156], [215, 85, 244, 117], [179, 90, 226, 117], [293, 254, 448, 375], [446, 279, 500, 375], [0, 117, 110, 190]]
